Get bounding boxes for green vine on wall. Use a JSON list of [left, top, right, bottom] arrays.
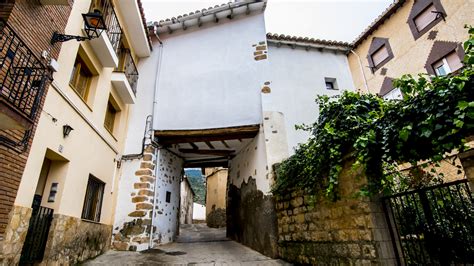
[[273, 27, 474, 200]]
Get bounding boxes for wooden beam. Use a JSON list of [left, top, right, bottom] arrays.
[[221, 140, 230, 149], [179, 149, 234, 156], [189, 142, 199, 150], [184, 161, 228, 168], [205, 141, 215, 149], [155, 124, 259, 138]]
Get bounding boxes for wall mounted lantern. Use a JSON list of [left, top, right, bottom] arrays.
[[51, 11, 106, 44], [62, 124, 73, 138]]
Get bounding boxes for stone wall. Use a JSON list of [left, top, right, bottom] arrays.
[[0, 205, 32, 265], [41, 214, 112, 265], [227, 177, 279, 258], [275, 159, 397, 265]]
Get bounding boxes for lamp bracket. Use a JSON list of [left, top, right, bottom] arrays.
[[51, 31, 91, 45]]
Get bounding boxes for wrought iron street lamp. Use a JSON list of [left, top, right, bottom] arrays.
[[51, 11, 106, 44]]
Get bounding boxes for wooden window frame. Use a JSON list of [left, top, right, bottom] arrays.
[[104, 95, 120, 135], [407, 0, 446, 40], [81, 175, 105, 223], [367, 37, 394, 73], [69, 47, 98, 103]]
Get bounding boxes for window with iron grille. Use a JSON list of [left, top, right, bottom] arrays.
[[81, 175, 105, 222]]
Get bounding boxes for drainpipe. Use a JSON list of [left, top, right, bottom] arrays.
[[349, 50, 370, 94], [149, 33, 164, 250]]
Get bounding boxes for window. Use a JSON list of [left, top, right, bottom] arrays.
[[81, 175, 105, 222], [367, 37, 394, 73], [104, 102, 117, 133], [324, 77, 338, 90], [414, 4, 438, 32], [379, 77, 402, 100], [383, 88, 402, 100], [425, 41, 464, 76], [104, 95, 120, 134], [371, 45, 389, 67], [432, 52, 463, 76], [69, 55, 93, 101], [407, 0, 446, 39], [166, 191, 171, 203]]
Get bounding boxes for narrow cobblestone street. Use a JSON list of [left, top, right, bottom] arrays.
[[85, 224, 289, 265]]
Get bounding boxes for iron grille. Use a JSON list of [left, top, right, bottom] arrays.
[[90, 0, 123, 55], [115, 48, 138, 95], [20, 206, 54, 264], [383, 179, 474, 265], [0, 20, 48, 120], [81, 174, 105, 222]]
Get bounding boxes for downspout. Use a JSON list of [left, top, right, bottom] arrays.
[[349, 50, 370, 93], [149, 33, 164, 250]]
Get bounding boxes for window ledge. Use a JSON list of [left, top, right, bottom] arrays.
[[81, 218, 103, 225], [104, 126, 118, 142]]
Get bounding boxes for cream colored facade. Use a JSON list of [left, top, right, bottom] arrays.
[[348, 0, 473, 94], [205, 168, 228, 215], [2, 1, 151, 264]]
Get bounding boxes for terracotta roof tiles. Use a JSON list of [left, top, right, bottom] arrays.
[[266, 33, 351, 49]]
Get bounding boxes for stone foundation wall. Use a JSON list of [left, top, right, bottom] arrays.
[[0, 205, 32, 265], [227, 177, 279, 258], [41, 214, 112, 265], [275, 159, 397, 265]]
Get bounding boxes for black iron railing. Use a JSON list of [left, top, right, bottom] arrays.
[[20, 206, 54, 264], [90, 0, 123, 55], [0, 20, 48, 120], [382, 179, 474, 265], [115, 48, 138, 95]]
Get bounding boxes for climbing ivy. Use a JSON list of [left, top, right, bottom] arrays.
[[273, 27, 474, 200]]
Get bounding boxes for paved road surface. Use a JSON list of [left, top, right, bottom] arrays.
[[85, 224, 289, 265]]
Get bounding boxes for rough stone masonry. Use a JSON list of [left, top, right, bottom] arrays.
[[274, 158, 398, 265]]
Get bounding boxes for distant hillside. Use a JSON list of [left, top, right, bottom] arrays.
[[185, 169, 206, 205]]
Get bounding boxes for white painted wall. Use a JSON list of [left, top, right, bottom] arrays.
[[152, 149, 183, 244], [193, 203, 206, 221], [153, 13, 268, 130], [262, 44, 355, 153], [228, 129, 270, 193]]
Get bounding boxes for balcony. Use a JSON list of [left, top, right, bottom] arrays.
[[0, 21, 48, 130], [111, 48, 138, 104], [87, 0, 122, 68]]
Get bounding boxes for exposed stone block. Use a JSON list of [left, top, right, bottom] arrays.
[[112, 241, 128, 251], [128, 211, 146, 217], [136, 203, 153, 210], [143, 154, 153, 161], [140, 162, 155, 170], [132, 196, 148, 203], [135, 169, 153, 176], [140, 176, 155, 183], [134, 183, 150, 189], [144, 145, 155, 153], [254, 51, 263, 56], [256, 45, 267, 51], [138, 190, 154, 197], [254, 54, 267, 61]]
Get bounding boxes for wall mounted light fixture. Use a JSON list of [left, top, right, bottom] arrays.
[[62, 124, 73, 138], [51, 11, 106, 44]]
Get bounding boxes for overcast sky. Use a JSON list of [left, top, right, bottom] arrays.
[[141, 0, 393, 42]]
